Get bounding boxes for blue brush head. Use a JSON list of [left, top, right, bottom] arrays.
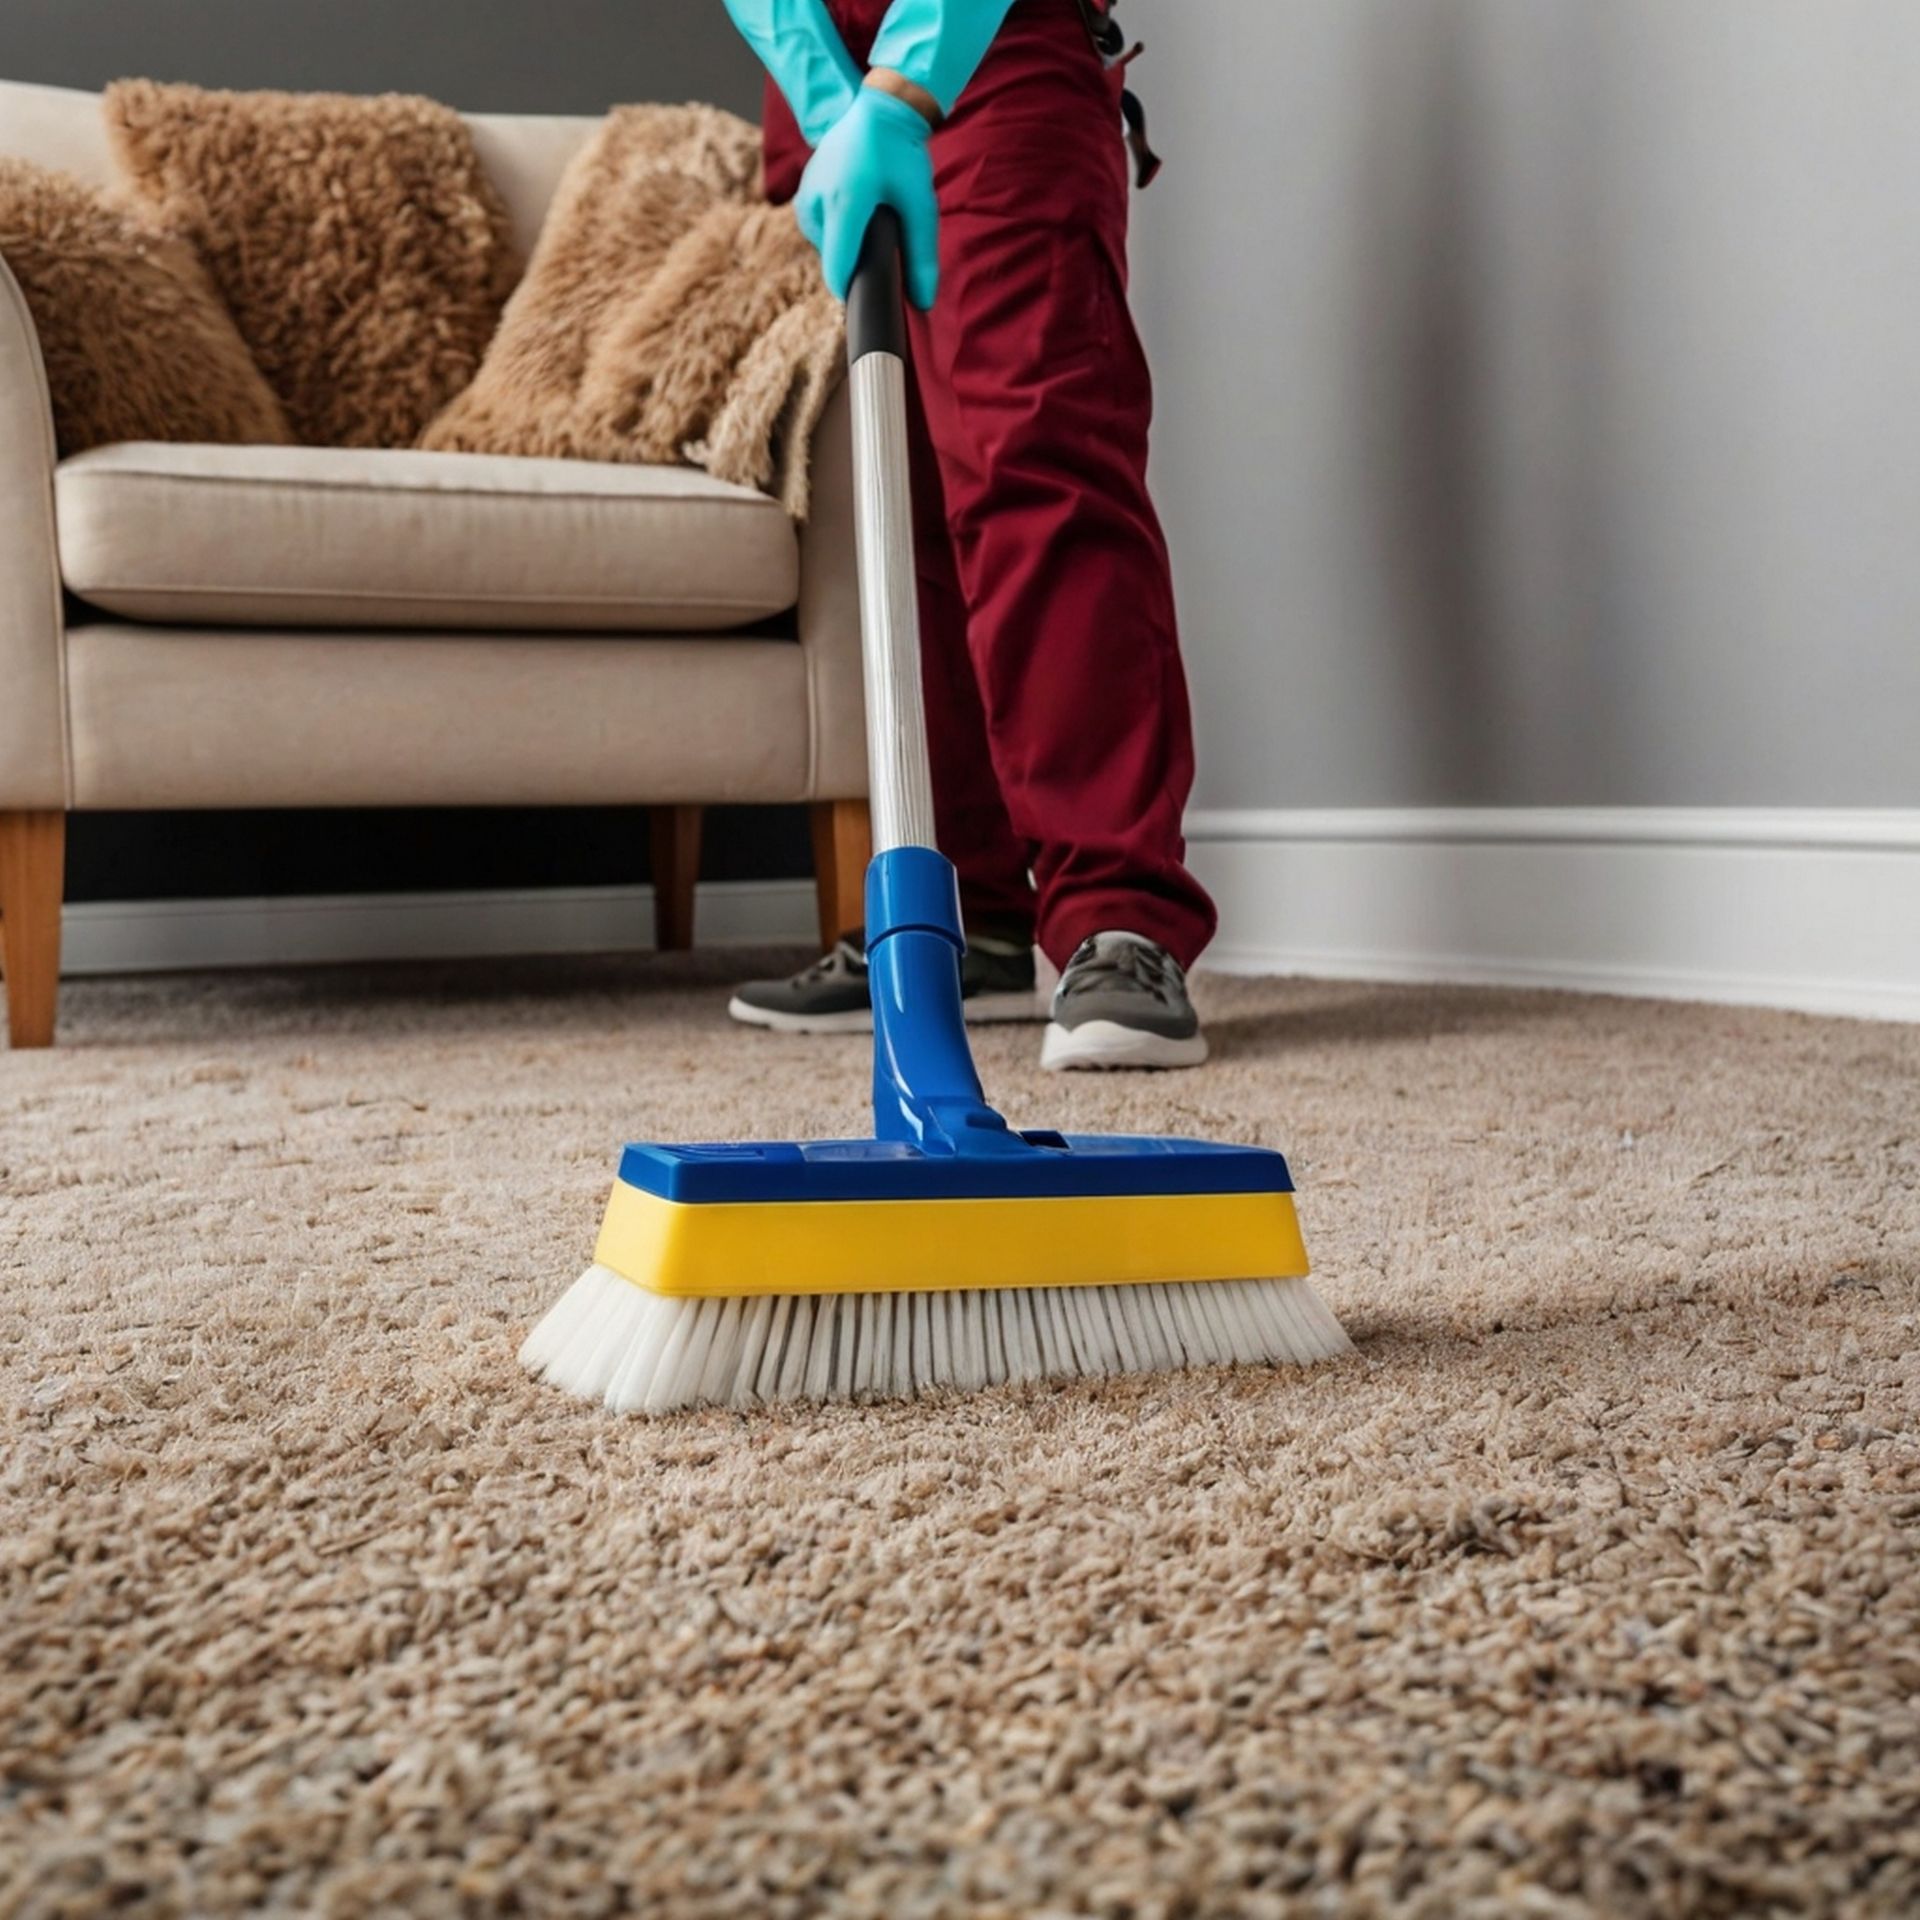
[[618, 1134, 1295, 1205]]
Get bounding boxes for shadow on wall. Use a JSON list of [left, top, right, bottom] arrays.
[[1350, 1, 1614, 806], [1353, 2, 1499, 803]]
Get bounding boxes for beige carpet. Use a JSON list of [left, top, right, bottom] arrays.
[[3, 954, 1917, 1918]]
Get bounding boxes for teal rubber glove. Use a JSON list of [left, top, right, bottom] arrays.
[[796, 85, 941, 309], [729, 0, 1020, 311], [867, 0, 1020, 117], [722, 0, 863, 145]]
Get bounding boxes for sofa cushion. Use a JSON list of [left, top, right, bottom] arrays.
[[0, 80, 115, 190], [55, 442, 801, 632], [466, 113, 597, 261]]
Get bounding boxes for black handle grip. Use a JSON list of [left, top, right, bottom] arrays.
[[846, 206, 907, 365]]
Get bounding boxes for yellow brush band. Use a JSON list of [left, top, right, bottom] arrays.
[[592, 1179, 1309, 1300]]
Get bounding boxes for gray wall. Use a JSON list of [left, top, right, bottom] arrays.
[[5, 0, 763, 118], [13, 0, 1916, 901], [1131, 0, 1920, 810]]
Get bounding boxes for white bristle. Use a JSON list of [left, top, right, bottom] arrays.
[[520, 1267, 1354, 1416]]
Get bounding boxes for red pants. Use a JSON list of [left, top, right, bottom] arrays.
[[763, 0, 1217, 969]]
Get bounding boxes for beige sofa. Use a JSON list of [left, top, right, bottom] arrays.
[[0, 79, 870, 1047]]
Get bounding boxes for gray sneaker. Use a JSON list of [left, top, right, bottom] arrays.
[[728, 933, 1042, 1033], [1040, 930, 1208, 1071]]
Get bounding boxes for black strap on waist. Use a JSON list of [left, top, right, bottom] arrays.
[[1072, 0, 1163, 188]]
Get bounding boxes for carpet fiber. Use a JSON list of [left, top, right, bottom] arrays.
[[3, 956, 1917, 1917]]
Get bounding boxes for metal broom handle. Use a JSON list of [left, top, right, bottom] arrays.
[[845, 207, 938, 858]]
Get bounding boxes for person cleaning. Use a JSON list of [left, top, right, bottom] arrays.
[[723, 0, 1215, 1070]]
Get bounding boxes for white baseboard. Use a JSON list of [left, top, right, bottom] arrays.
[[50, 810, 1920, 1023], [1185, 807, 1920, 1023], [60, 879, 819, 976]]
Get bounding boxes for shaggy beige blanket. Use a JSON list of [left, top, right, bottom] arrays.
[[421, 105, 844, 520]]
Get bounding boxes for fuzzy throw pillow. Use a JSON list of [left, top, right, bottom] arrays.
[[103, 80, 517, 449], [419, 104, 844, 520], [0, 158, 293, 456]]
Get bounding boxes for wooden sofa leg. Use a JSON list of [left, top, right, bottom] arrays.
[[0, 810, 65, 1049], [649, 805, 703, 952], [810, 798, 872, 950]]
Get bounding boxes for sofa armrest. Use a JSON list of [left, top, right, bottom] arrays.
[[795, 376, 868, 801], [0, 255, 67, 808]]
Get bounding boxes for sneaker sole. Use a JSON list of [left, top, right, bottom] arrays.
[[728, 989, 1043, 1035], [1040, 1019, 1210, 1072]]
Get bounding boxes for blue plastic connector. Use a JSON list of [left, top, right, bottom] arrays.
[[863, 847, 1035, 1158], [612, 842, 1299, 1206]]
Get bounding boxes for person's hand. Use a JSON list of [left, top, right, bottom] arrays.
[[795, 84, 940, 310]]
